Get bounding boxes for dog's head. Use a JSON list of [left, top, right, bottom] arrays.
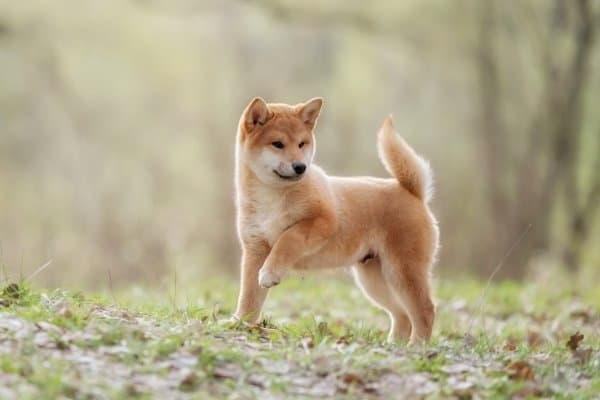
[[238, 97, 323, 186]]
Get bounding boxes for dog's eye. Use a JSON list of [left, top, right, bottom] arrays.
[[271, 141, 284, 149], [299, 141, 305, 148]]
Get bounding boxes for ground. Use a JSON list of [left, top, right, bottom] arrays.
[[0, 275, 598, 399]]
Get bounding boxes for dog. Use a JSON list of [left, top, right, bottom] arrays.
[[232, 97, 439, 343]]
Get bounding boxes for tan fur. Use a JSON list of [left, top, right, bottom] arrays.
[[233, 97, 439, 344]]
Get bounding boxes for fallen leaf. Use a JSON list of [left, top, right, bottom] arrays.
[[120, 310, 133, 320], [503, 337, 518, 352], [507, 361, 534, 381], [317, 321, 332, 336], [527, 330, 544, 348], [58, 305, 72, 318], [246, 322, 279, 336], [572, 348, 592, 364], [335, 336, 350, 346], [133, 329, 150, 342], [452, 381, 475, 400], [302, 337, 314, 350], [3, 283, 20, 299], [56, 339, 69, 350], [364, 383, 379, 394], [426, 350, 439, 359], [569, 309, 595, 324], [341, 372, 364, 386], [179, 370, 198, 390], [566, 332, 584, 351]]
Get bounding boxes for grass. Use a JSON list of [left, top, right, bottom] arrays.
[[0, 274, 598, 399]]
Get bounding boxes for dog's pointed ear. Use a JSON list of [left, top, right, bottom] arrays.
[[298, 97, 323, 127], [244, 97, 270, 132]]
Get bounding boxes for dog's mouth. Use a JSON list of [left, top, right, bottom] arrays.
[[273, 170, 302, 181]]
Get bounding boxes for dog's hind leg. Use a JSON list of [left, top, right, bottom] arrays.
[[380, 253, 435, 344], [353, 259, 412, 342]]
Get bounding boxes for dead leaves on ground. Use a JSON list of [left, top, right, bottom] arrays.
[[507, 360, 535, 381], [502, 330, 546, 352], [0, 283, 22, 307], [0, 282, 599, 399], [566, 331, 593, 364], [569, 309, 597, 324], [566, 331, 584, 351], [526, 330, 545, 348], [503, 337, 518, 352]]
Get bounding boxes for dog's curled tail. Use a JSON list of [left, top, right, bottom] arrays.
[[377, 115, 433, 203]]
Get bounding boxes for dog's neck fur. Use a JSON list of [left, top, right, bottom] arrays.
[[235, 139, 288, 209], [235, 147, 301, 245]]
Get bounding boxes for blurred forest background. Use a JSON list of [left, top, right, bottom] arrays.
[[1, 0, 599, 288]]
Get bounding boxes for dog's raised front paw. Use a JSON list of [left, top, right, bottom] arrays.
[[258, 268, 281, 288]]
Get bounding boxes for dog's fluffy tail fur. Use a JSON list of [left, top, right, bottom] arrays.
[[377, 115, 433, 203]]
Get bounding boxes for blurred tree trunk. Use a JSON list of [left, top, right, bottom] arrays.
[[560, 1, 600, 271], [563, 133, 600, 270], [476, 0, 599, 277]]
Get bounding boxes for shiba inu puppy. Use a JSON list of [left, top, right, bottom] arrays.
[[233, 97, 439, 343]]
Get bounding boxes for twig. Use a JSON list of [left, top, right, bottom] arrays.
[[25, 259, 53, 283], [107, 269, 118, 305], [168, 266, 178, 312], [0, 241, 5, 283], [466, 224, 533, 335], [19, 253, 23, 282], [173, 266, 178, 310]]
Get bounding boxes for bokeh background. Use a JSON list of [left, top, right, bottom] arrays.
[[1, 0, 599, 288]]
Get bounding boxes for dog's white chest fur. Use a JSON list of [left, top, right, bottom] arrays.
[[239, 186, 291, 246]]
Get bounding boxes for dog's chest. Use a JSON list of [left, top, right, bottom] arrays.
[[240, 189, 293, 245]]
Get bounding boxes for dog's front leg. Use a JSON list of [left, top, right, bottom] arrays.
[[234, 240, 271, 323], [258, 216, 335, 288]]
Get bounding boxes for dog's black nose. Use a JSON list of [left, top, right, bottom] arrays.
[[293, 163, 306, 175]]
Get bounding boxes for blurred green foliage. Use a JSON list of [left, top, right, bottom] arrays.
[[0, 0, 599, 287]]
